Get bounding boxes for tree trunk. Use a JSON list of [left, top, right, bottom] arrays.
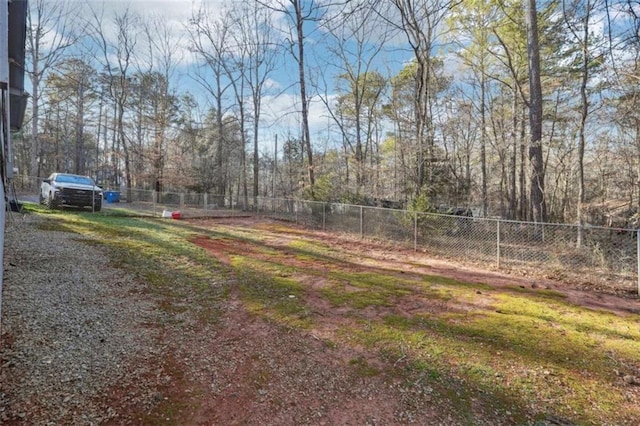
[[519, 107, 527, 221], [509, 91, 518, 219], [75, 78, 85, 175], [118, 102, 132, 202], [242, 130, 248, 208], [572, 0, 592, 247], [95, 95, 103, 177], [30, 70, 39, 183], [526, 0, 547, 224], [294, 1, 315, 195], [415, 56, 429, 194], [253, 114, 258, 207], [480, 55, 488, 217], [636, 126, 640, 214]]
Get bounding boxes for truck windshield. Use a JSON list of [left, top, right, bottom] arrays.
[[56, 175, 94, 186]]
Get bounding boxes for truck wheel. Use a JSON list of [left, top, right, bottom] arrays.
[[46, 193, 59, 209]]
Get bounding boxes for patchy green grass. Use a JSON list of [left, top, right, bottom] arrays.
[[232, 257, 312, 329], [27, 203, 229, 322], [206, 222, 640, 424], [288, 239, 341, 261], [348, 356, 380, 377], [339, 287, 640, 424], [26, 206, 640, 424], [320, 271, 417, 309]]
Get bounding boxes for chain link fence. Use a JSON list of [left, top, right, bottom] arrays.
[[11, 177, 639, 295], [256, 197, 638, 296]]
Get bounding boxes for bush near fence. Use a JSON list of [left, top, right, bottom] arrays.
[[12, 180, 638, 295]]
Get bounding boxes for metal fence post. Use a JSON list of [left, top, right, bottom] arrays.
[[496, 219, 501, 269], [323, 202, 326, 231], [360, 206, 364, 239], [152, 190, 157, 217], [414, 212, 418, 251]]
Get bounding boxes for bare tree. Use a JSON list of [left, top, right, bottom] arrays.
[[319, 4, 389, 197], [378, 0, 458, 196], [52, 58, 97, 175], [26, 0, 78, 181], [256, 0, 327, 197], [450, 0, 497, 216], [488, 5, 531, 220], [87, 5, 139, 198], [563, 0, 606, 244], [143, 15, 182, 195], [188, 4, 234, 197], [229, 3, 278, 207]]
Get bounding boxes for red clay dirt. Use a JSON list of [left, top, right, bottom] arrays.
[[190, 217, 639, 316], [123, 217, 640, 424]]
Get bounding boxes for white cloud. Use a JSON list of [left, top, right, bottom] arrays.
[[259, 91, 335, 142], [261, 92, 301, 132], [263, 78, 281, 91]]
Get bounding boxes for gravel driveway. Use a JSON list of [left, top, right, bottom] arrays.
[[0, 214, 162, 424]]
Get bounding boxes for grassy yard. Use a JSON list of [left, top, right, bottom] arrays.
[[24, 204, 640, 424]]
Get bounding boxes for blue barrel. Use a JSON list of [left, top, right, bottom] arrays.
[[104, 191, 120, 203]]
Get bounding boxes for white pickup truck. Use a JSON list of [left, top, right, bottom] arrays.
[[39, 173, 103, 211]]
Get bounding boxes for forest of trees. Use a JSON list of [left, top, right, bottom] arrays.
[[10, 0, 640, 226]]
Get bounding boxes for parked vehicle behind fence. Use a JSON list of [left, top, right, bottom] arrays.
[[39, 173, 103, 211]]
